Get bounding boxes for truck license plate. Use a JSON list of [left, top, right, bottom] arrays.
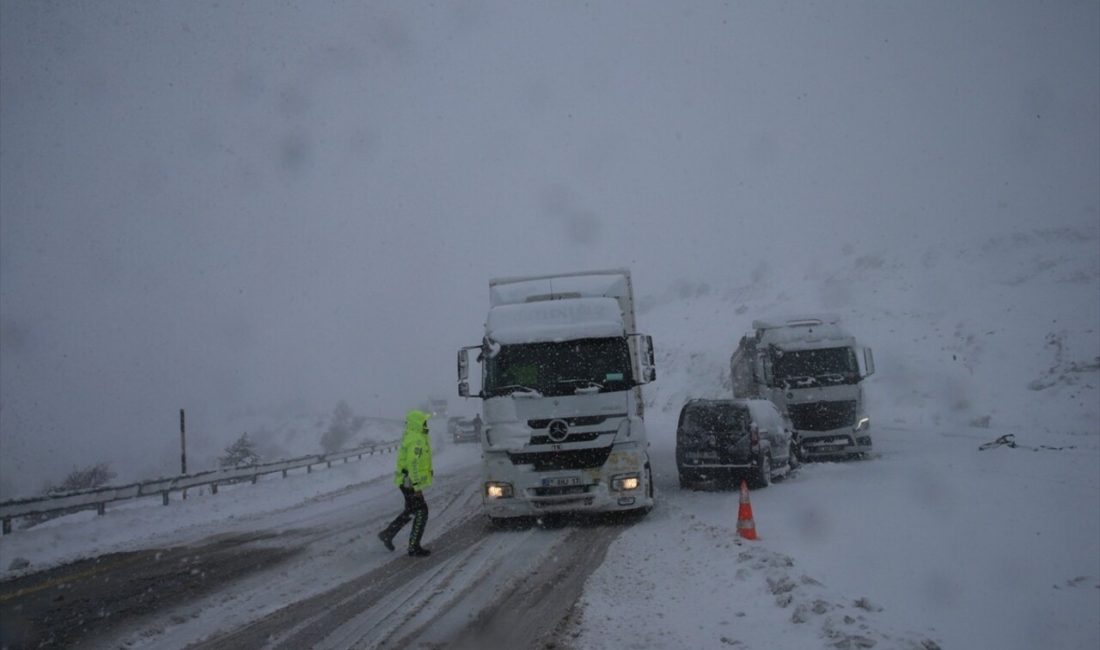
[[542, 476, 581, 488]]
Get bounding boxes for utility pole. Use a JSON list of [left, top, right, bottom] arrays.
[[180, 408, 188, 474], [180, 408, 188, 499]]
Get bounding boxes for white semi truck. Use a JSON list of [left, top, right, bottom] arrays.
[[457, 269, 657, 523], [731, 315, 875, 459]]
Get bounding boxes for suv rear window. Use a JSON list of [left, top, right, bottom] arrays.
[[680, 403, 748, 435]]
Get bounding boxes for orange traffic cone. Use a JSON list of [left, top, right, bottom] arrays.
[[737, 480, 759, 540]]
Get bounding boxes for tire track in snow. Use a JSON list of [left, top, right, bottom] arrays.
[[188, 514, 635, 649]]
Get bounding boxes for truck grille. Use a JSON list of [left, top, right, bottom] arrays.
[[527, 414, 626, 429], [508, 446, 613, 471], [787, 400, 857, 431], [529, 431, 607, 445]]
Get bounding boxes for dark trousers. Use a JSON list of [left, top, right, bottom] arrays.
[[381, 486, 429, 549]]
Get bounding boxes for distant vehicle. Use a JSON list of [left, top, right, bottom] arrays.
[[457, 268, 657, 524], [675, 398, 797, 490], [448, 416, 480, 444], [428, 396, 449, 417], [731, 315, 874, 459]]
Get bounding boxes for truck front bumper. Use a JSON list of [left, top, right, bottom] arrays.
[[799, 429, 872, 458], [482, 446, 653, 518]]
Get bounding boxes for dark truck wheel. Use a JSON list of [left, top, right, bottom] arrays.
[[750, 454, 771, 489]]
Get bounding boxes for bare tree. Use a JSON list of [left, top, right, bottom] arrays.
[[220, 432, 261, 468], [47, 462, 117, 494], [26, 462, 118, 528], [320, 400, 366, 454]]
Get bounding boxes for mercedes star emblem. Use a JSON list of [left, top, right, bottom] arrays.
[[547, 419, 569, 442]]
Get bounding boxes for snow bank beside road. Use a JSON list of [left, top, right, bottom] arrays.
[[0, 441, 478, 579], [571, 415, 1099, 650]]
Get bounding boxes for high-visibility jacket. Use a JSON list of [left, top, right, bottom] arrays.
[[395, 409, 433, 490]]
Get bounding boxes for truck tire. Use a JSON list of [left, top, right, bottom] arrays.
[[751, 455, 771, 489]]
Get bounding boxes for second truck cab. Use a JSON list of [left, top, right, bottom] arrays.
[[731, 315, 875, 459]]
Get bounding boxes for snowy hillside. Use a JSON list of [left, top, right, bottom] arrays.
[[573, 222, 1099, 650], [641, 223, 1099, 438]]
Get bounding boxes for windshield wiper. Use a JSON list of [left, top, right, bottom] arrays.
[[780, 375, 817, 388], [557, 378, 605, 394], [493, 384, 543, 398]]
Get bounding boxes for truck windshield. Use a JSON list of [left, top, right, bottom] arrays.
[[483, 337, 634, 398], [771, 347, 859, 386]]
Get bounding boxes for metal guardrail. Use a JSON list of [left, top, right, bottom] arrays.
[[0, 440, 399, 535]]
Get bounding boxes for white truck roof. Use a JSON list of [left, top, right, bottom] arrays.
[[751, 314, 856, 350], [488, 268, 636, 334], [485, 297, 624, 344]]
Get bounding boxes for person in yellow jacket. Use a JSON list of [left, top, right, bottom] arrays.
[[378, 409, 434, 557]]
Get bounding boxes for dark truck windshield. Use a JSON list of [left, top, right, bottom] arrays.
[[680, 403, 748, 437], [483, 337, 633, 398], [771, 346, 859, 387]]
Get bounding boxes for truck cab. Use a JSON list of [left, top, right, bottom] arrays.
[[458, 269, 657, 523], [732, 315, 874, 459]]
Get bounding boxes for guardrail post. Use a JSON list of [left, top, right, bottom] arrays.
[[307, 464, 312, 474], [211, 483, 218, 495], [97, 503, 106, 516], [3, 517, 11, 535], [162, 491, 170, 506], [251, 474, 258, 485], [282, 469, 288, 478]]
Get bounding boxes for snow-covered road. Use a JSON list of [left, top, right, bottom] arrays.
[[1, 442, 639, 649], [3, 416, 1096, 649]]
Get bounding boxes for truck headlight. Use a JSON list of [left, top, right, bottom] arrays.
[[485, 482, 513, 499], [611, 473, 640, 492], [854, 416, 870, 432]]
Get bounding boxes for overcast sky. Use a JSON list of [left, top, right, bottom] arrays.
[[2, 1, 1097, 493]]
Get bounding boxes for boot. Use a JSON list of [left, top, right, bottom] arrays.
[[408, 546, 431, 557], [378, 531, 395, 552]]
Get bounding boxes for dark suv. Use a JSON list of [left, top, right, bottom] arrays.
[[676, 398, 798, 490]]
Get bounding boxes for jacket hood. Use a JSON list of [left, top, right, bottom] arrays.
[[404, 409, 431, 437]]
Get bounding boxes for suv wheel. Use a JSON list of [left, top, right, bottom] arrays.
[[788, 442, 800, 473], [752, 455, 771, 489]]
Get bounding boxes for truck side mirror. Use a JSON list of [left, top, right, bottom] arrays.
[[862, 347, 875, 378], [758, 354, 774, 387], [457, 349, 469, 384], [631, 334, 656, 384], [644, 335, 656, 382]]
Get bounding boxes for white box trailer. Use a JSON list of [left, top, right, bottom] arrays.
[[731, 315, 875, 459], [458, 269, 657, 522]]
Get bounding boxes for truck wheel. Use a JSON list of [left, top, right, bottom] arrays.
[[751, 455, 771, 489]]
